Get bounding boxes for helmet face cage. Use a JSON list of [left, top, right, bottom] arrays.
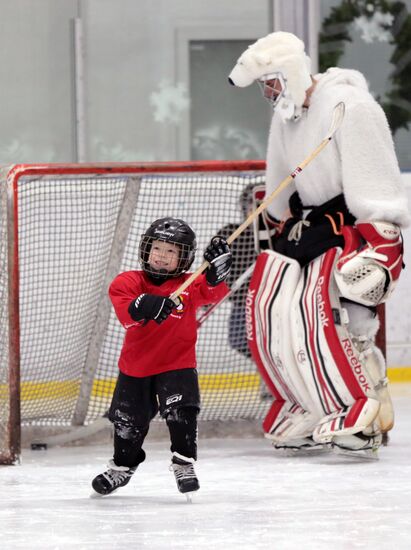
[[139, 236, 194, 278], [138, 218, 197, 280], [257, 71, 287, 110]]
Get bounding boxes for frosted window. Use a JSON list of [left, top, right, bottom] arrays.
[[320, 0, 411, 170], [190, 40, 270, 161]]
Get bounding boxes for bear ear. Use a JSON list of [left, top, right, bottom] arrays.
[[254, 51, 272, 66]]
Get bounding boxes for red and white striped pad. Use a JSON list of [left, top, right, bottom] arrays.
[[247, 248, 379, 441], [247, 250, 319, 440], [290, 248, 377, 414]]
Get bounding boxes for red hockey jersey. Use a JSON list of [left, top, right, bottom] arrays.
[[109, 271, 228, 377]]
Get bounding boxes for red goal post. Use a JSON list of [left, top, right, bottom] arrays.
[[0, 161, 386, 464]]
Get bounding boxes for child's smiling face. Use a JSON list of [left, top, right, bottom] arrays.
[[148, 240, 180, 272]]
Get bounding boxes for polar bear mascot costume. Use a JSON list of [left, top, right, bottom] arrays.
[[229, 32, 410, 456]]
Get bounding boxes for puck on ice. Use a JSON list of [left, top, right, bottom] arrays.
[[31, 442, 48, 450]]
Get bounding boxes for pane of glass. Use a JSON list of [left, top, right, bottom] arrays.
[[319, 0, 411, 170], [0, 0, 76, 163], [85, 0, 268, 162], [0, 1, 269, 164], [190, 40, 270, 160]]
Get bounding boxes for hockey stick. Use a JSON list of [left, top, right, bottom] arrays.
[[31, 411, 111, 450], [170, 101, 345, 304], [196, 262, 256, 327]]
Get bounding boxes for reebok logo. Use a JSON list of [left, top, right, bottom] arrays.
[[245, 289, 256, 341], [341, 338, 371, 392], [316, 276, 329, 328]]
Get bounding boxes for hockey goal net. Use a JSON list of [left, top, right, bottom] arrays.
[[0, 161, 272, 464]]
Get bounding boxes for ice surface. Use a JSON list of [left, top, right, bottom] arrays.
[[1, 386, 411, 550]]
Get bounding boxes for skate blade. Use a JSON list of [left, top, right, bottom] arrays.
[[90, 491, 105, 498], [90, 487, 120, 498], [273, 443, 331, 457], [278, 447, 331, 457], [184, 492, 196, 503], [333, 446, 379, 461]]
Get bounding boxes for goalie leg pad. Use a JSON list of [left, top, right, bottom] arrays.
[[312, 397, 381, 443], [248, 248, 381, 443], [289, 248, 382, 442], [247, 250, 320, 439], [345, 301, 394, 432], [352, 343, 394, 432], [290, 249, 377, 411], [263, 401, 317, 443]]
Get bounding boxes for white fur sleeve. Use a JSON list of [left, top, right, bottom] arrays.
[[338, 100, 410, 227], [265, 116, 296, 220]]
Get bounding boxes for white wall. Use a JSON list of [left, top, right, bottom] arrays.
[[387, 174, 411, 366]]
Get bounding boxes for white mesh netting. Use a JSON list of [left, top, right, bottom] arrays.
[[1, 164, 272, 460]]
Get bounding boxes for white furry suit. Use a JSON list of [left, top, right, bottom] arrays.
[[266, 67, 410, 227]]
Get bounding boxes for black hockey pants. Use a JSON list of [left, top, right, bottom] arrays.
[[108, 369, 200, 468], [273, 192, 356, 266]]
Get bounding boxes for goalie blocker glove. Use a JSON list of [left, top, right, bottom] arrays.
[[204, 236, 232, 286], [128, 293, 175, 324]]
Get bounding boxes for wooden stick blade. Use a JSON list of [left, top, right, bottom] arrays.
[[326, 102, 345, 139]]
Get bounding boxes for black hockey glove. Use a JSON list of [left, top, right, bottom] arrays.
[[128, 293, 175, 325], [203, 236, 232, 286]]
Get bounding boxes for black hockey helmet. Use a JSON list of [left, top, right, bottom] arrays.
[[239, 182, 256, 216], [139, 217, 197, 280]]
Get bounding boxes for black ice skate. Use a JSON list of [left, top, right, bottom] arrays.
[[170, 452, 200, 497], [92, 459, 137, 495]]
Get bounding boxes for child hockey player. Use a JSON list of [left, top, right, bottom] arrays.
[[92, 217, 232, 497]]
